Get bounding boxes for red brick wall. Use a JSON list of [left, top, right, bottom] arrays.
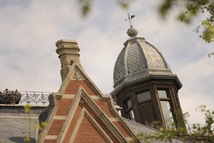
[[73, 115, 108, 143], [43, 139, 56, 143], [48, 119, 64, 135], [65, 80, 97, 95], [63, 106, 83, 143], [95, 99, 117, 118], [43, 78, 136, 143], [56, 99, 72, 116]]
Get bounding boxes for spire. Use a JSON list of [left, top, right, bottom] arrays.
[[125, 10, 135, 27], [125, 10, 138, 37]]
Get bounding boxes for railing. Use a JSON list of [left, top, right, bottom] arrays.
[[0, 90, 51, 106]]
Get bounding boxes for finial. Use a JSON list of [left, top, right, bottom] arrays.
[[127, 27, 138, 37], [125, 9, 138, 37], [125, 9, 135, 27]]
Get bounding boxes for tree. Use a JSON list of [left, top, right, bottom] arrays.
[[137, 105, 214, 143], [78, 0, 214, 43], [159, 0, 214, 43]]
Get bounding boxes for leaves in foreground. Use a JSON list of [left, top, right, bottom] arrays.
[[137, 105, 214, 143], [159, 0, 214, 43]]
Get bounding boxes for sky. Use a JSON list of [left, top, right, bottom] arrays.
[[0, 0, 213, 125]]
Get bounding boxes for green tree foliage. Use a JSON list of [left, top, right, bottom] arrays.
[[78, 0, 92, 17], [138, 105, 214, 143], [78, 0, 214, 43], [159, 0, 214, 43]]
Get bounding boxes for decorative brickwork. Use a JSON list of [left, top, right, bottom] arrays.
[[38, 40, 139, 143], [39, 64, 139, 143]]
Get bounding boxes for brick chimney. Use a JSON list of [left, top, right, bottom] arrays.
[[56, 39, 80, 81]]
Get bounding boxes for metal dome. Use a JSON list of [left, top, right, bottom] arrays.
[[113, 36, 172, 88]]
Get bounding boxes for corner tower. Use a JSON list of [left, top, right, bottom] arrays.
[[111, 27, 183, 128]]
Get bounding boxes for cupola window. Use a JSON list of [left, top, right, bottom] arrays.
[[123, 98, 135, 121], [157, 90, 168, 98], [157, 89, 174, 126], [137, 90, 156, 124], [160, 101, 173, 125], [137, 91, 151, 102]]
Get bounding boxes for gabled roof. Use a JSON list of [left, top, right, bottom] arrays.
[[38, 63, 140, 143]]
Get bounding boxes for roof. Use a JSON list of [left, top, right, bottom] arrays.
[[38, 40, 141, 143], [0, 105, 46, 143], [124, 118, 184, 143], [113, 33, 172, 88]]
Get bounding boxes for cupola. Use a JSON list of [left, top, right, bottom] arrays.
[[111, 27, 183, 129]]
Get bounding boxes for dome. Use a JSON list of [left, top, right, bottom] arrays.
[[113, 36, 172, 88]]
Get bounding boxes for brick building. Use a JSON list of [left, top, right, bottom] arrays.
[[0, 27, 184, 143]]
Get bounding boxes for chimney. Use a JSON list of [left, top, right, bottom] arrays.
[[56, 39, 80, 81]]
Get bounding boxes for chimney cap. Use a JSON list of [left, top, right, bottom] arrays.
[[55, 39, 77, 46]]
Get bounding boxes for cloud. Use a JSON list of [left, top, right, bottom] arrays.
[[176, 56, 214, 124], [0, 0, 213, 125]]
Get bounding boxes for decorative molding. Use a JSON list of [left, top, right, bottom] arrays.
[[0, 89, 21, 104], [73, 69, 85, 80]]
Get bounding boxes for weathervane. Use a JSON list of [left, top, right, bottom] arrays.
[[125, 9, 135, 27]]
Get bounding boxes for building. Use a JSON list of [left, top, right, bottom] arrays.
[[0, 27, 184, 143], [111, 27, 183, 128]]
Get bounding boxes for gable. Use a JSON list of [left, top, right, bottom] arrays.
[[38, 63, 139, 143], [58, 64, 101, 96]]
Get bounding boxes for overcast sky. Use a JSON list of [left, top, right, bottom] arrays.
[[0, 0, 213, 125]]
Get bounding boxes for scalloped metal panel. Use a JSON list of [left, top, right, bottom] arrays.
[[126, 42, 147, 74]]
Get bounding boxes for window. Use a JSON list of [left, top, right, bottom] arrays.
[[137, 91, 156, 123], [128, 110, 135, 121], [126, 99, 132, 109], [160, 101, 173, 124], [158, 89, 174, 125], [137, 91, 151, 103], [157, 90, 168, 98], [123, 98, 135, 121]]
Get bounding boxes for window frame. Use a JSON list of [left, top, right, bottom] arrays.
[[157, 88, 174, 125], [123, 97, 135, 121], [136, 90, 152, 104]]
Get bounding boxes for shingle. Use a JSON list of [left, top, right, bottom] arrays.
[[0, 115, 38, 143]]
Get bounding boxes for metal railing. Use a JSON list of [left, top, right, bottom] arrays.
[[0, 90, 51, 106]]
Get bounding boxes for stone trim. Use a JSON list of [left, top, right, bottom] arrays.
[[37, 94, 59, 142], [45, 135, 58, 140], [53, 116, 66, 120], [77, 87, 129, 143], [58, 64, 105, 97], [109, 118, 120, 122], [56, 86, 84, 142], [68, 108, 113, 143], [56, 86, 130, 142]]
